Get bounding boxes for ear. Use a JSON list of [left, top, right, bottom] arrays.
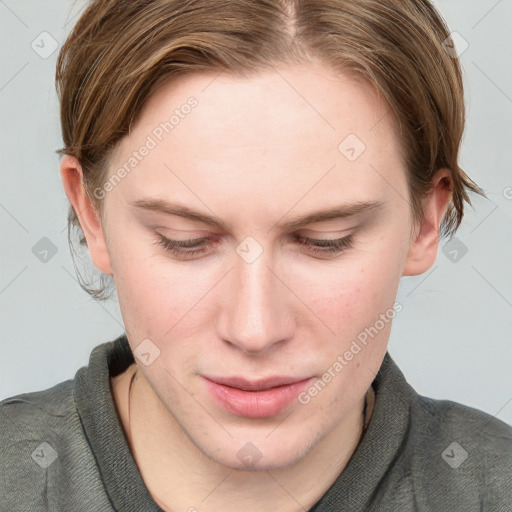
[[59, 155, 113, 275], [403, 168, 453, 276]]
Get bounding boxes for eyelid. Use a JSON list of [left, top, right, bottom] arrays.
[[152, 231, 355, 259], [294, 233, 354, 253], [152, 219, 355, 238], [154, 231, 353, 245], [298, 228, 353, 238]]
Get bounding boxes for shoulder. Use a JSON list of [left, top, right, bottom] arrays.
[[414, 393, 512, 456], [0, 381, 98, 511], [0, 336, 131, 511], [0, 379, 78, 445], [368, 353, 512, 511], [1, 378, 75, 420], [405, 393, 512, 510], [0, 379, 77, 461]]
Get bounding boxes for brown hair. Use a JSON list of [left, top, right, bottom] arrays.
[[56, 0, 485, 300]]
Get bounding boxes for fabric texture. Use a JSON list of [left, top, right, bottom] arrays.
[[1, 333, 511, 511]]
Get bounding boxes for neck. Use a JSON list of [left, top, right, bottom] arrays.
[[120, 365, 374, 512]]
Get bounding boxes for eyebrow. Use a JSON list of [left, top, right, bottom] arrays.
[[130, 198, 384, 232]]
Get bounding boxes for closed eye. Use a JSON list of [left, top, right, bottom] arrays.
[[152, 233, 354, 258], [294, 234, 354, 254]]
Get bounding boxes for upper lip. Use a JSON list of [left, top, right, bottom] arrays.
[[203, 375, 311, 391]]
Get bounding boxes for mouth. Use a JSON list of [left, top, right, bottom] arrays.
[[202, 375, 313, 418]]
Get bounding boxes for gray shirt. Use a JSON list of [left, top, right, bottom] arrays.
[[1, 334, 511, 511]]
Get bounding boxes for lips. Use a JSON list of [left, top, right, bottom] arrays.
[[203, 375, 313, 418], [206, 375, 306, 391]]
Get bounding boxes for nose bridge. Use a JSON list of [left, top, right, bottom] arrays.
[[221, 249, 291, 353]]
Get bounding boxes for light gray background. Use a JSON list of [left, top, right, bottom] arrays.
[[1, 0, 511, 426]]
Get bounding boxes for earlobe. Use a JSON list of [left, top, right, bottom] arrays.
[[59, 155, 113, 275], [402, 169, 453, 276]]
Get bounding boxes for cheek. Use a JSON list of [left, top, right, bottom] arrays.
[[109, 240, 179, 333], [111, 240, 222, 346], [301, 245, 403, 339]]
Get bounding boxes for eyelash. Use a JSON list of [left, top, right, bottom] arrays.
[[153, 233, 354, 257]]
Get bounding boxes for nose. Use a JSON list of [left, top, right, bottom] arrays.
[[217, 248, 294, 354]]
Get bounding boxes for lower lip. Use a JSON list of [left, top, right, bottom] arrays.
[[204, 378, 312, 418]]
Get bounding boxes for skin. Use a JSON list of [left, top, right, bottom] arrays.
[[60, 60, 452, 511]]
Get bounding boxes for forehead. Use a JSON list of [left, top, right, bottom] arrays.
[[108, 61, 406, 214], [134, 61, 395, 143]]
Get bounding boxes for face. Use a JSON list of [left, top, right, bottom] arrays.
[[92, 61, 416, 469]]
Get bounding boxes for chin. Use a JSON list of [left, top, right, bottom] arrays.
[[193, 426, 327, 473]]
